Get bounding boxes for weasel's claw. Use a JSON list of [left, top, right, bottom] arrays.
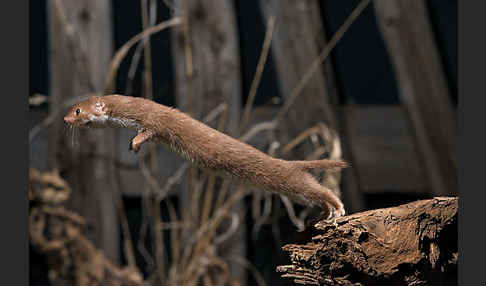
[[320, 209, 332, 221], [128, 139, 134, 151], [333, 207, 346, 218], [320, 206, 345, 222]]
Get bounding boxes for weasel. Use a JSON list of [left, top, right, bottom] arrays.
[[64, 95, 348, 218]]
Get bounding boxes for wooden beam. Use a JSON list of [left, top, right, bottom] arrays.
[[46, 0, 119, 262], [259, 0, 366, 212], [170, 0, 246, 282], [345, 105, 427, 193], [373, 0, 457, 196]]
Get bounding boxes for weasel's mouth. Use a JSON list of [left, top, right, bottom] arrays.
[[75, 121, 93, 129], [65, 121, 91, 128]]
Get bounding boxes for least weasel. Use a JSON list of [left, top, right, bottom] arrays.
[[64, 95, 348, 218]]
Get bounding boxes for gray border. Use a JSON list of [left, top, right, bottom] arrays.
[[0, 0, 28, 284], [459, 1, 484, 285]]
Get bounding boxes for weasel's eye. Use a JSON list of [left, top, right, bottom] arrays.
[[75, 108, 81, 116]]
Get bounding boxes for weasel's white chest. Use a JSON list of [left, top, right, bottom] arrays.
[[103, 115, 140, 131]]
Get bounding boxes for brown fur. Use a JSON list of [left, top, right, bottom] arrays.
[[64, 95, 348, 217]]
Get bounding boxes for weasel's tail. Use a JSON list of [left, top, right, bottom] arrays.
[[292, 159, 350, 171]]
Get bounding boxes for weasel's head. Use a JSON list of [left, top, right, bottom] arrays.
[[64, 96, 108, 128]]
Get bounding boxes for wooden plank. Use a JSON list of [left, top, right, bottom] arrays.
[[259, 0, 365, 212], [46, 0, 119, 262], [345, 105, 427, 193], [373, 0, 457, 196], [170, 0, 246, 282]]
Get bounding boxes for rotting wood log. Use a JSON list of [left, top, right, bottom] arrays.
[[277, 197, 458, 286]]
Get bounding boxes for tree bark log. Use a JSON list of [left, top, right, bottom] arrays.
[[277, 197, 458, 286]]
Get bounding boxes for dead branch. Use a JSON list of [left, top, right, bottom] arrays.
[[104, 17, 182, 94], [240, 15, 276, 129], [277, 197, 458, 286]]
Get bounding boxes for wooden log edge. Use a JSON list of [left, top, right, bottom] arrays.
[[277, 197, 458, 286]]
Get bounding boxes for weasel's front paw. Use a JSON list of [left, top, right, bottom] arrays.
[[129, 139, 140, 153]]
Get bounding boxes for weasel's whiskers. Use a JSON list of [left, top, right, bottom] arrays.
[[62, 123, 71, 146], [65, 124, 75, 149], [72, 126, 79, 150], [71, 125, 75, 148]]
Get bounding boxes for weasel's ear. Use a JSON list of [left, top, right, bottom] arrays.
[[95, 101, 106, 112]]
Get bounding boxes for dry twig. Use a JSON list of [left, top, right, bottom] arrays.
[[104, 17, 182, 93], [241, 16, 276, 129]]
